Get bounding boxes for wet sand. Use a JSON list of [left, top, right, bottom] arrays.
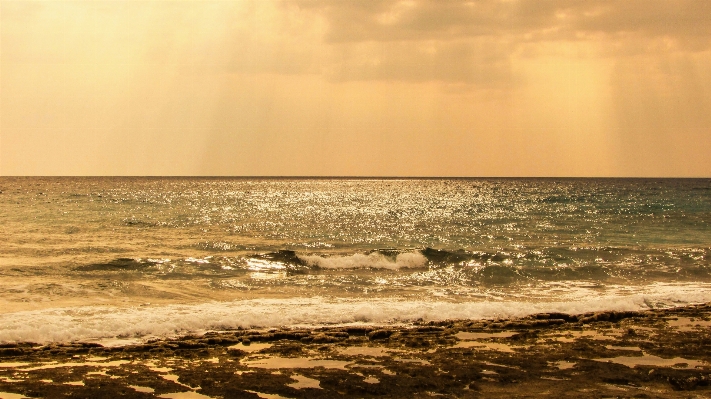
[[1, 304, 710, 398]]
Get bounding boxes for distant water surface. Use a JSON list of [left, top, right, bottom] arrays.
[[1, 177, 709, 343]]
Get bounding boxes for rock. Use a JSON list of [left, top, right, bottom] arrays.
[[0, 348, 23, 356], [368, 330, 394, 340], [345, 327, 373, 335], [176, 341, 207, 349]]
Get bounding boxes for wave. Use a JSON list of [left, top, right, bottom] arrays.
[[1, 283, 710, 344], [68, 246, 711, 284], [73, 258, 158, 272], [298, 252, 427, 270]]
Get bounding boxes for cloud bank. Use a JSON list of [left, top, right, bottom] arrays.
[[1, 0, 709, 176]]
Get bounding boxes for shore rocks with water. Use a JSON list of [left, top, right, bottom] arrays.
[[1, 304, 710, 398]]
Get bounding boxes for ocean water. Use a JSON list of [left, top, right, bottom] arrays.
[[1, 177, 710, 343]]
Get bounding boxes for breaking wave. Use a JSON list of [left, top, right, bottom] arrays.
[[298, 252, 427, 270], [1, 283, 710, 344]]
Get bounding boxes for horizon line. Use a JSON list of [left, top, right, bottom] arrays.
[[1, 175, 710, 179]]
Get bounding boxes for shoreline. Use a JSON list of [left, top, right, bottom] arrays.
[[1, 304, 710, 398]]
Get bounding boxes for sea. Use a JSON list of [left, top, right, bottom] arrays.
[[1, 177, 710, 344]]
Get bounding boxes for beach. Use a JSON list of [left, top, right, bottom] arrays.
[[3, 0, 711, 393], [1, 177, 710, 397], [1, 304, 710, 398], [4, 0, 711, 394]]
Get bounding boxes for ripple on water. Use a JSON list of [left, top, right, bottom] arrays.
[[605, 345, 641, 351], [453, 341, 517, 352], [455, 331, 517, 340], [287, 374, 321, 389], [550, 361, 576, 370], [666, 317, 711, 332], [338, 346, 398, 357], [228, 342, 273, 353], [157, 392, 216, 399], [245, 390, 292, 399], [241, 356, 351, 370], [594, 353, 708, 369], [19, 360, 130, 371], [0, 363, 30, 368], [129, 385, 155, 393]]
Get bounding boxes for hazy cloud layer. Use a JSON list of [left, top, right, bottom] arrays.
[[1, 0, 710, 176], [295, 0, 711, 44], [283, 0, 711, 84]]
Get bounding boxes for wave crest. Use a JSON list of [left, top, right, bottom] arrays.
[[298, 252, 427, 270], [2, 283, 710, 344]]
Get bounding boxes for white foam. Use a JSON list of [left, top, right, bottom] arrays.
[[298, 252, 426, 270], [0, 283, 709, 344]]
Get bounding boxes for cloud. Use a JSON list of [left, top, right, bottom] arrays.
[[292, 0, 510, 42], [292, 0, 711, 45], [322, 39, 514, 86], [282, 0, 711, 85], [10, 0, 707, 87], [573, 1, 711, 38], [2, 0, 709, 176]]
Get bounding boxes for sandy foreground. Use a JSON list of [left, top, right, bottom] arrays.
[[1, 304, 710, 398]]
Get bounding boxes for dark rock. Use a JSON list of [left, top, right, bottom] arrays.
[[176, 341, 207, 349], [0, 348, 23, 356], [414, 326, 445, 333], [345, 327, 373, 335], [368, 330, 394, 340]]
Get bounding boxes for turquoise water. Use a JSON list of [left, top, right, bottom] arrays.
[[1, 178, 710, 343]]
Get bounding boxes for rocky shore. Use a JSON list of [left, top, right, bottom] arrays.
[[1, 304, 711, 398]]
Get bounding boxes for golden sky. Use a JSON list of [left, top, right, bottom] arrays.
[[1, 0, 710, 176]]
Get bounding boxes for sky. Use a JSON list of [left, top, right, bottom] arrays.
[[1, 0, 710, 177]]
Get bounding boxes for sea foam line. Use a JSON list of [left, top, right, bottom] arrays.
[[1, 283, 709, 344]]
